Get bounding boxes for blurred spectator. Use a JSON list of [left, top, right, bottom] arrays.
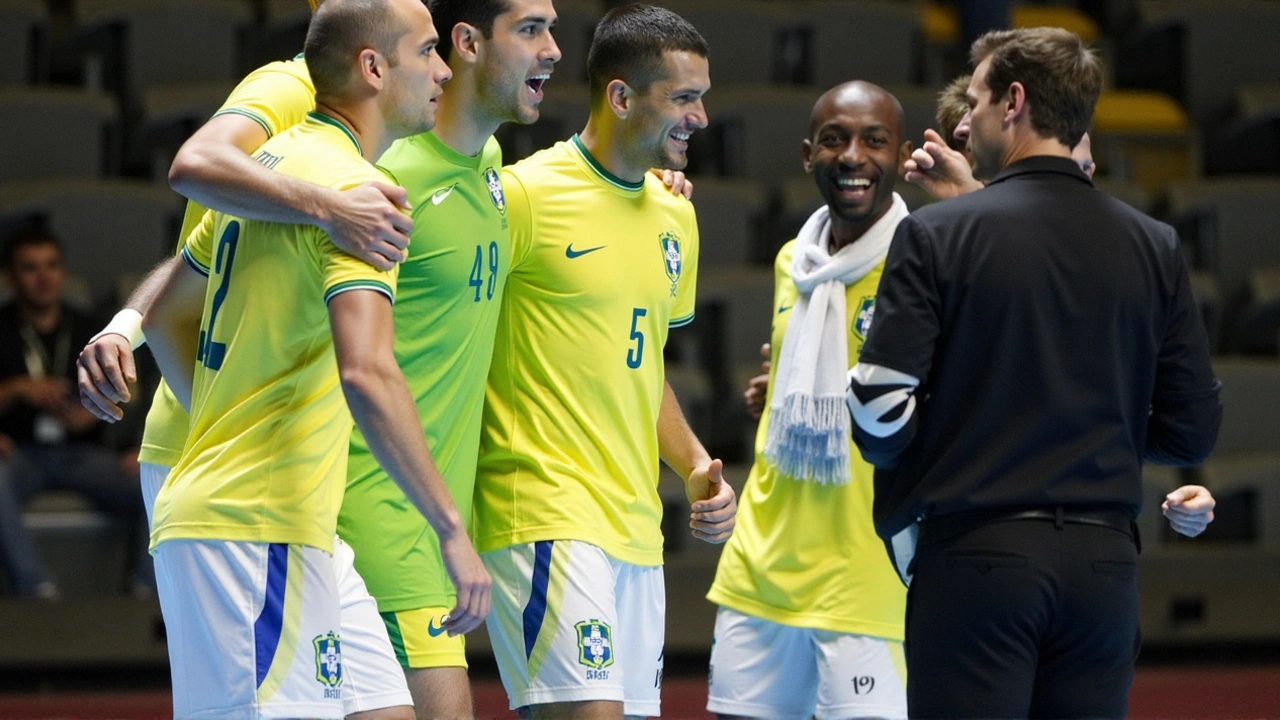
[[0, 228, 151, 598]]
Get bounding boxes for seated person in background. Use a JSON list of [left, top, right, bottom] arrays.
[[0, 229, 150, 598]]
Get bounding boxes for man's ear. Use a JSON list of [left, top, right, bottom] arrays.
[[357, 47, 386, 91], [606, 79, 633, 119], [451, 22, 481, 65], [1005, 81, 1027, 127], [801, 138, 815, 175]]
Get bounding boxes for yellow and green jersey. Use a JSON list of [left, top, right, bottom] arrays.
[[338, 131, 510, 612], [150, 113, 397, 553], [707, 240, 906, 639], [474, 135, 699, 567], [140, 57, 315, 468]]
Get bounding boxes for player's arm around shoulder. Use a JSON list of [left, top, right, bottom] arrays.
[[326, 286, 491, 635]]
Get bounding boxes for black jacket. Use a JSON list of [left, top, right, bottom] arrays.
[[853, 156, 1222, 538]]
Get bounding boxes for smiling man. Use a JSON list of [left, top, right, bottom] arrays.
[[705, 81, 912, 720], [336, 0, 563, 716], [473, 5, 736, 719]]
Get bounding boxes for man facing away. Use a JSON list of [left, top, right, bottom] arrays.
[[848, 28, 1221, 718]]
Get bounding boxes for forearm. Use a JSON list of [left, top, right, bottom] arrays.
[[847, 363, 922, 468], [0, 379, 26, 415], [342, 362, 465, 540], [170, 142, 336, 228], [657, 381, 711, 482], [140, 262, 206, 410]]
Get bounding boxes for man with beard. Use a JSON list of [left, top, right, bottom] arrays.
[[472, 5, 736, 719], [139, 1, 489, 716], [705, 81, 912, 720], [848, 28, 1221, 718]]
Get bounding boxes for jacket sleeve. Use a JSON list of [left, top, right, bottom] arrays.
[[1145, 237, 1222, 466]]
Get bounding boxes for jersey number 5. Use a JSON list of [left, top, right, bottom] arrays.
[[627, 308, 647, 369], [197, 221, 240, 371]]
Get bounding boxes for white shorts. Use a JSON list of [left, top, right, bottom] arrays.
[[483, 540, 665, 716], [707, 607, 907, 720], [143, 463, 411, 716], [155, 540, 345, 719]]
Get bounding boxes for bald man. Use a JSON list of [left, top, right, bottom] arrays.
[[705, 81, 912, 720]]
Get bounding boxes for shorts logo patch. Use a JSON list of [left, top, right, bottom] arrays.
[[313, 631, 343, 690], [427, 615, 448, 638], [575, 619, 614, 670], [853, 296, 876, 340], [660, 231, 681, 297], [484, 167, 506, 216]]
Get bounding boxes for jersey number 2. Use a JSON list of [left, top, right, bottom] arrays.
[[197, 221, 240, 371]]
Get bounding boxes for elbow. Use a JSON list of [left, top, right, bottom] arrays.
[[337, 355, 397, 410], [168, 146, 207, 196], [1145, 405, 1223, 467]]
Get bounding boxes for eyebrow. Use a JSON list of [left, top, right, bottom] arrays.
[[515, 14, 552, 25]]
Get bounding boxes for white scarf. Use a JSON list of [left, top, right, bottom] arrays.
[[764, 194, 909, 484]]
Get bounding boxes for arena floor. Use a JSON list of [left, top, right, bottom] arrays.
[[1, 666, 1278, 719]]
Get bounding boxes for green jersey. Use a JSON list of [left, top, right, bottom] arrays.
[[337, 131, 510, 612]]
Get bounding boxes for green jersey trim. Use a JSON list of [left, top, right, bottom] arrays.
[[213, 108, 274, 138], [324, 279, 393, 305], [569, 134, 644, 192], [308, 111, 361, 155], [669, 312, 695, 328], [181, 246, 210, 277]]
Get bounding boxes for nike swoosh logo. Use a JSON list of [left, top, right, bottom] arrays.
[[430, 184, 457, 205], [565, 244, 606, 259], [427, 616, 447, 637], [777, 304, 793, 314]]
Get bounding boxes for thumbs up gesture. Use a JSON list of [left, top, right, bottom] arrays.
[[686, 458, 737, 544]]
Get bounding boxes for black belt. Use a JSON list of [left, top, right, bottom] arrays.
[[919, 505, 1138, 550]]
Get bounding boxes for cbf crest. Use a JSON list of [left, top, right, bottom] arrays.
[[659, 231, 682, 297], [853, 296, 876, 340], [483, 167, 506, 217], [575, 619, 614, 669], [313, 631, 343, 690]]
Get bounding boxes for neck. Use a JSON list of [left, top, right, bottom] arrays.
[[1000, 127, 1073, 170], [828, 198, 895, 252], [579, 113, 647, 184], [20, 301, 61, 333], [432, 74, 503, 156], [314, 100, 390, 162]]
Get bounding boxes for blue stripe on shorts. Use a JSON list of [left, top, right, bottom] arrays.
[[522, 541, 554, 659], [254, 543, 289, 688]]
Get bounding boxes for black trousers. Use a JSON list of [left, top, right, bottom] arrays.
[[905, 511, 1141, 719]]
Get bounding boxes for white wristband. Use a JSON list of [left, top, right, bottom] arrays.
[[89, 309, 146, 350]]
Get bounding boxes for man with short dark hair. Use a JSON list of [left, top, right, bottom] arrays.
[[473, 5, 736, 719], [849, 27, 1221, 718], [0, 230, 147, 599], [141, 0, 488, 715]]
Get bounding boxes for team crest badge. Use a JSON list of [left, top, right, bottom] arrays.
[[313, 631, 343, 688], [659, 231, 682, 297], [575, 619, 614, 669], [853, 296, 876, 340], [484, 167, 506, 216]]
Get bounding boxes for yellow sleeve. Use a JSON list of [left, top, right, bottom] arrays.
[[317, 228, 399, 305], [180, 210, 218, 276], [212, 61, 315, 138], [501, 167, 535, 269], [670, 207, 699, 327]]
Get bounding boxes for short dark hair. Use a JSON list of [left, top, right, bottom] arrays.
[[2, 227, 60, 270], [936, 74, 971, 152], [305, 0, 412, 98], [586, 3, 708, 101], [970, 27, 1103, 147], [427, 0, 509, 62]]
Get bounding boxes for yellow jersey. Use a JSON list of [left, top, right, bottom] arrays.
[[150, 113, 397, 553], [707, 240, 906, 639], [474, 136, 698, 566], [139, 57, 315, 468]]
